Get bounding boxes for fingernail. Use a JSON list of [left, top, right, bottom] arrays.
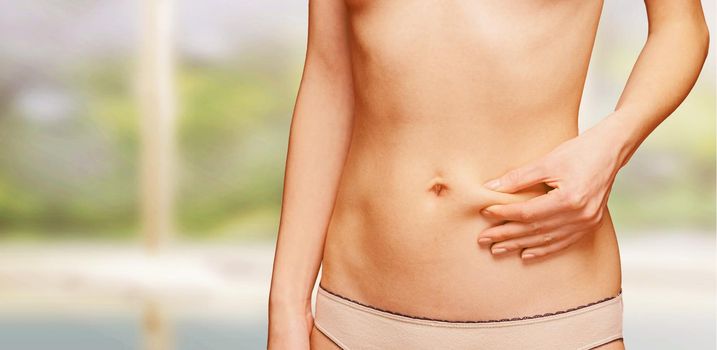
[[478, 237, 492, 244], [484, 179, 501, 190], [522, 253, 536, 259], [492, 247, 507, 254]]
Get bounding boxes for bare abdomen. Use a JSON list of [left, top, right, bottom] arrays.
[[319, 125, 622, 321]]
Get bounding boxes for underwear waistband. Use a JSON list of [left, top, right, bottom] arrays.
[[317, 283, 623, 328]]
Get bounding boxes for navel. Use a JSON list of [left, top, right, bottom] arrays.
[[427, 175, 449, 197]]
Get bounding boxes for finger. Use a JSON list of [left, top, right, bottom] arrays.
[[487, 231, 560, 255], [478, 212, 579, 244], [478, 221, 537, 245], [487, 220, 589, 254], [483, 161, 547, 193], [520, 230, 587, 260], [482, 189, 572, 222]]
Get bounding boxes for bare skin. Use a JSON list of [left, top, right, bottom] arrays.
[[268, 0, 709, 349]]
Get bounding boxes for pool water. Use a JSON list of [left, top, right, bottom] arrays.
[[0, 316, 267, 350]]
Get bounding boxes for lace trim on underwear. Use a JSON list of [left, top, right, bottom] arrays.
[[318, 283, 623, 324]]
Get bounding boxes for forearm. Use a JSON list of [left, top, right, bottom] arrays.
[[269, 59, 354, 314], [595, 2, 709, 168]]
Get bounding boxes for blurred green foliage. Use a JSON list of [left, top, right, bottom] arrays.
[[609, 85, 716, 230], [0, 45, 305, 240], [0, 59, 140, 239], [176, 51, 298, 239]]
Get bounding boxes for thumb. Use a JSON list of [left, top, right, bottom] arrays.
[[483, 162, 546, 193]]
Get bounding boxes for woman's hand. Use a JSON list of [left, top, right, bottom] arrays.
[[477, 117, 630, 260]]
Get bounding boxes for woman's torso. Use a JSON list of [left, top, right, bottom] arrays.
[[320, 0, 622, 320]]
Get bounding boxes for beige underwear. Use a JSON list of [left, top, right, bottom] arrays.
[[314, 284, 623, 350]]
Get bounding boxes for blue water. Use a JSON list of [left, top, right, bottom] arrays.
[[0, 316, 267, 350], [0, 316, 139, 350]]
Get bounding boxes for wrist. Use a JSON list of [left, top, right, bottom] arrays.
[[590, 110, 643, 169]]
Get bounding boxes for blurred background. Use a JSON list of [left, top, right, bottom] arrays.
[[0, 0, 714, 349]]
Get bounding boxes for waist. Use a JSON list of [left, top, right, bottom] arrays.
[[321, 149, 622, 320]]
